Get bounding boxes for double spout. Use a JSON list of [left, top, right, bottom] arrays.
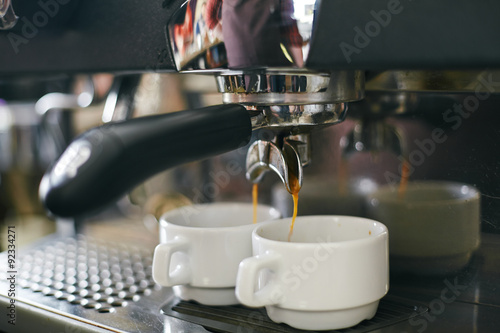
[[223, 69, 358, 193], [246, 136, 309, 194]]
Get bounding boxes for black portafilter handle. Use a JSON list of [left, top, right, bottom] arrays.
[[39, 104, 252, 218]]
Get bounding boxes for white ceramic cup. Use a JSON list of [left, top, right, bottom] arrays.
[[152, 203, 281, 305], [366, 181, 481, 275], [236, 216, 389, 331]]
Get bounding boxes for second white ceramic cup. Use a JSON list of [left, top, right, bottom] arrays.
[[236, 216, 389, 331], [152, 202, 280, 305]]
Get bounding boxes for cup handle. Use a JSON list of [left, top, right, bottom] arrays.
[[152, 237, 191, 286], [236, 251, 283, 307]]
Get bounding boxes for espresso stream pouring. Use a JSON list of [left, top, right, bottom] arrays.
[[39, 104, 252, 217]]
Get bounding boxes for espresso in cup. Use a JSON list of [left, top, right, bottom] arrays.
[[152, 202, 280, 305], [236, 215, 389, 330]]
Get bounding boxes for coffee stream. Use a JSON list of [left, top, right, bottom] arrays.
[[398, 158, 410, 197], [287, 173, 300, 242], [252, 183, 258, 224], [252, 179, 298, 241]]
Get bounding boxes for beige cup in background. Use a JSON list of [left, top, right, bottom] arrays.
[[152, 203, 280, 305], [366, 181, 481, 275], [236, 216, 389, 331]]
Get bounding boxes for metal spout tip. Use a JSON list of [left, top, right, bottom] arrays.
[[245, 139, 303, 194]]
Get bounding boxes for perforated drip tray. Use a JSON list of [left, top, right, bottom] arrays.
[[161, 296, 428, 333], [16, 234, 159, 312]]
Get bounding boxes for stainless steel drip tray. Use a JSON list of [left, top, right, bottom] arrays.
[[161, 295, 428, 333], [0, 233, 176, 333], [5, 230, 500, 333], [0, 232, 429, 333]]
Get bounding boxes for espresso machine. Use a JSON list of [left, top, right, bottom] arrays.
[[1, 0, 500, 332]]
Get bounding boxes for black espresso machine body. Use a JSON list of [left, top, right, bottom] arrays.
[[1, 0, 500, 332]]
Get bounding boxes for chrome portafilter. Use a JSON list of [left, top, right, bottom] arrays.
[[214, 69, 364, 193]]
